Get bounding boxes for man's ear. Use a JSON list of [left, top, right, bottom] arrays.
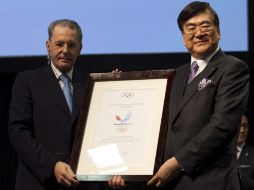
[[46, 40, 51, 54], [183, 38, 186, 46], [216, 27, 221, 39]]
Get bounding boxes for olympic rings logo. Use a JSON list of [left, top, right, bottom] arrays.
[[120, 92, 134, 98]]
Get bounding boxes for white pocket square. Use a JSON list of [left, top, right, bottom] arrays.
[[198, 78, 214, 90]]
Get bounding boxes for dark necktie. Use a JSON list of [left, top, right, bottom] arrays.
[[188, 61, 199, 84], [59, 74, 73, 113]]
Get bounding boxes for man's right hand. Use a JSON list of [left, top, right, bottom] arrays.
[[108, 175, 125, 189], [54, 161, 79, 188]]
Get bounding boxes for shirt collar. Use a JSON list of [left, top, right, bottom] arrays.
[[237, 142, 245, 150], [191, 46, 220, 66], [50, 62, 73, 81]]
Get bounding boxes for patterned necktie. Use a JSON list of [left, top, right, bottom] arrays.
[[59, 74, 73, 113], [188, 61, 199, 84]]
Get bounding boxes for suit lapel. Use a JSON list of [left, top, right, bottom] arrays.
[[170, 50, 225, 126], [239, 145, 249, 163], [170, 65, 189, 124], [71, 70, 87, 124], [44, 65, 72, 117], [72, 83, 83, 121]]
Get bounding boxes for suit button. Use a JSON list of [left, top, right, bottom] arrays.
[[172, 128, 177, 133]]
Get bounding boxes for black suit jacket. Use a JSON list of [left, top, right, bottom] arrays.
[[238, 144, 254, 190], [163, 50, 249, 190], [9, 64, 88, 190]]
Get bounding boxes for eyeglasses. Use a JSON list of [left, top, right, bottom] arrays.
[[183, 23, 214, 37]]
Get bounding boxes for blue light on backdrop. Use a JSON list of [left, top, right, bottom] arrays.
[[0, 0, 247, 56]]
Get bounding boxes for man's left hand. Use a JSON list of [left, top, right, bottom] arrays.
[[147, 157, 180, 188]]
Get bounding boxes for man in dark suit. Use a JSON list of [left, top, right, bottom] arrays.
[[146, 1, 249, 190], [237, 113, 254, 189], [9, 19, 87, 190], [108, 1, 249, 190], [106, 1, 250, 189]]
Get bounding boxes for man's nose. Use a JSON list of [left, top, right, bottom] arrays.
[[194, 28, 205, 36], [62, 44, 69, 53], [240, 127, 244, 133]]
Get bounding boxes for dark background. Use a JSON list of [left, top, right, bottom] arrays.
[[0, 1, 253, 189]]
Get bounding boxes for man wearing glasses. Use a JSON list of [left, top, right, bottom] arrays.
[[109, 1, 249, 190], [147, 1, 249, 190]]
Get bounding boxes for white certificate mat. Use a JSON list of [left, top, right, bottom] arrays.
[[76, 79, 167, 180]]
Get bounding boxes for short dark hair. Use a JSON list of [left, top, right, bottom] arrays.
[[48, 19, 82, 42], [177, 1, 220, 32]]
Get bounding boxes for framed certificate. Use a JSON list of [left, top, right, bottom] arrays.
[[70, 70, 175, 181]]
